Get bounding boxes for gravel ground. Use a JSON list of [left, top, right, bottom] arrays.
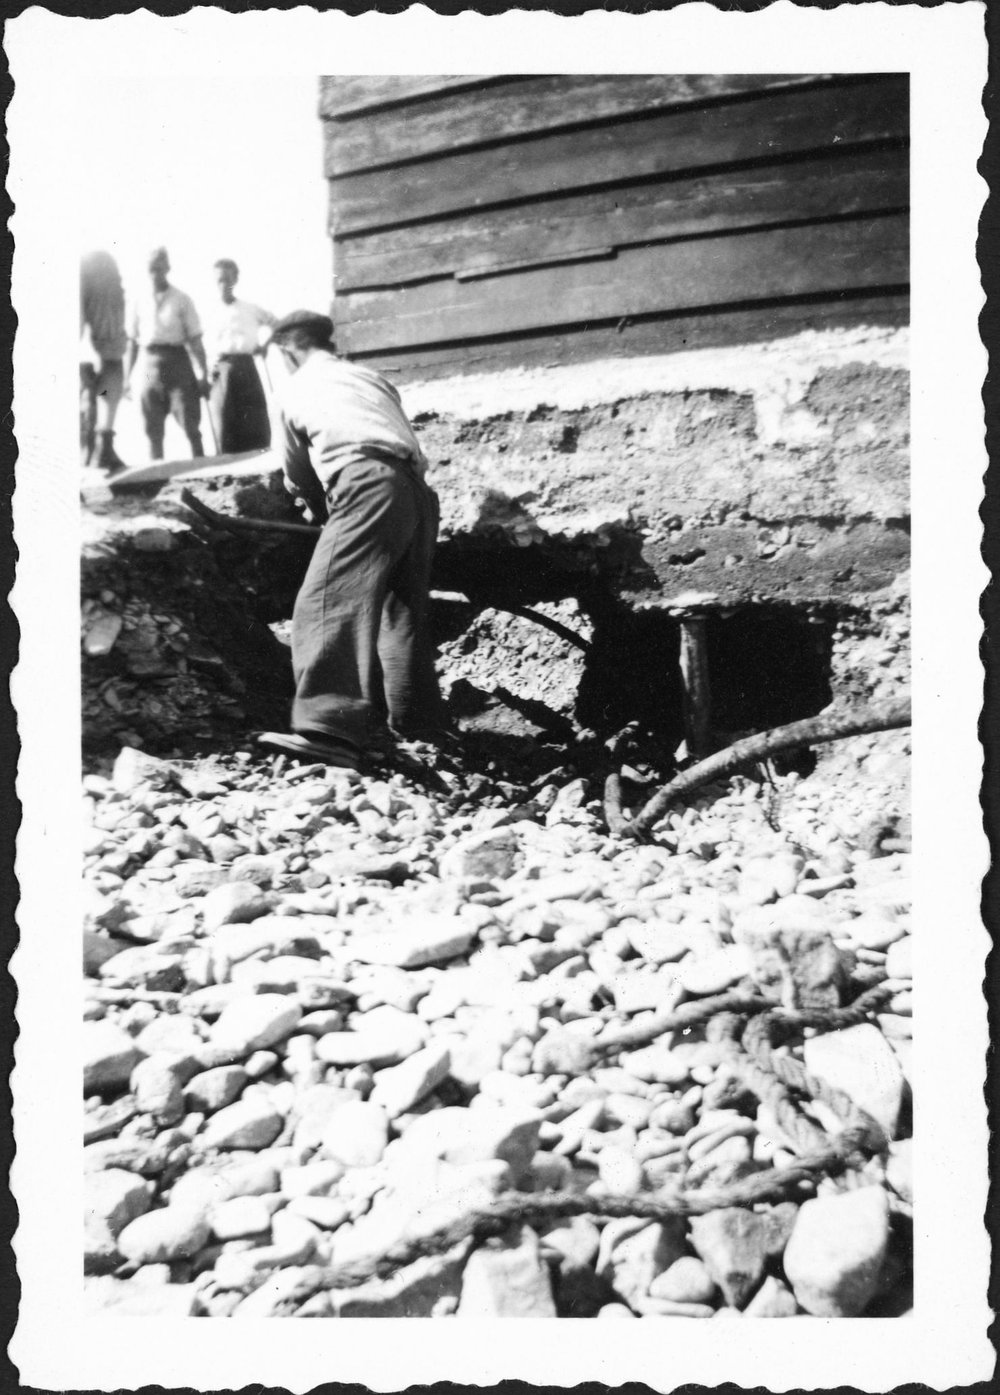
[[83, 731, 911, 1319]]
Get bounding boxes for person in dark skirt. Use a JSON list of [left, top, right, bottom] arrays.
[[205, 259, 276, 453]]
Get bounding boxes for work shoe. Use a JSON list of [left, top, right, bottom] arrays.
[[255, 731, 363, 770], [92, 430, 128, 477]]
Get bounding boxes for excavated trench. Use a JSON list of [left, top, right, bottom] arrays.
[[220, 528, 843, 755], [82, 500, 871, 790]]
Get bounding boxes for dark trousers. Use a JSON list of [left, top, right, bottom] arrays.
[[291, 457, 444, 747], [140, 346, 204, 460], [210, 354, 271, 453]]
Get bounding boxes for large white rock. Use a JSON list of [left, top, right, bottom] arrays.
[[208, 1195, 273, 1240], [129, 1054, 186, 1122], [596, 1218, 686, 1308], [183, 1065, 248, 1114], [201, 1097, 284, 1151], [320, 1101, 389, 1168], [83, 1021, 144, 1095], [116, 1206, 211, 1264], [208, 918, 324, 979], [737, 853, 803, 906], [112, 747, 178, 794], [648, 1256, 718, 1305], [783, 1186, 890, 1316], [347, 917, 475, 970], [85, 1168, 151, 1238], [201, 881, 272, 931], [598, 1146, 646, 1196], [457, 1224, 557, 1316], [610, 966, 678, 1014], [803, 1023, 905, 1138], [280, 1160, 346, 1197], [369, 1043, 452, 1118], [675, 945, 752, 996], [209, 994, 302, 1056], [842, 912, 906, 952], [398, 1105, 541, 1175], [314, 1006, 426, 1067], [618, 1046, 692, 1087], [135, 1013, 204, 1058]]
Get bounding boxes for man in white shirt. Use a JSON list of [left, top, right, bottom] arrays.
[[205, 259, 276, 453], [124, 247, 210, 460], [257, 310, 446, 768]]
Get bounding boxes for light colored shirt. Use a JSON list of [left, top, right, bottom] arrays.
[[205, 298, 276, 361], [279, 351, 427, 517], [128, 285, 202, 347]]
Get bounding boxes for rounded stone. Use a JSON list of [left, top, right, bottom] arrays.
[[116, 1207, 211, 1264], [783, 1185, 890, 1317], [649, 1256, 718, 1305], [201, 1097, 284, 1151], [209, 995, 302, 1057]]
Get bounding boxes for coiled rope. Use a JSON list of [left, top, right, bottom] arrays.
[[238, 979, 896, 1314]]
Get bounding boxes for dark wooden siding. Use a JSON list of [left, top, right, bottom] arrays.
[[321, 74, 909, 379]]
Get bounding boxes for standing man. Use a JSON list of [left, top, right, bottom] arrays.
[[125, 247, 210, 461], [205, 258, 276, 453], [80, 249, 128, 475], [257, 311, 445, 768]]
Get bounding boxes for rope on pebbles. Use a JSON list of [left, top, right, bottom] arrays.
[[264, 981, 894, 1315]]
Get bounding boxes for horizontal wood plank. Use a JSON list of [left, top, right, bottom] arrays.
[[332, 147, 908, 290], [335, 213, 909, 353], [319, 75, 514, 119], [354, 294, 910, 383], [327, 76, 909, 232], [324, 74, 832, 175]]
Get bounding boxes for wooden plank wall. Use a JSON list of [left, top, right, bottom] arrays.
[[320, 74, 909, 379]]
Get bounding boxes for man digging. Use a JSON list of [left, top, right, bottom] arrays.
[[257, 311, 446, 770]]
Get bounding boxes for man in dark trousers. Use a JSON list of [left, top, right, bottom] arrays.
[[257, 311, 445, 768], [125, 247, 210, 461]]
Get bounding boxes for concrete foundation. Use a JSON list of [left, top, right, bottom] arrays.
[[403, 324, 909, 608]]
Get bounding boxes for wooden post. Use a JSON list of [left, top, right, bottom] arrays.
[[679, 617, 711, 758]]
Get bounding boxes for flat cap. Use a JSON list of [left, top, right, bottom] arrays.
[[270, 310, 335, 343]]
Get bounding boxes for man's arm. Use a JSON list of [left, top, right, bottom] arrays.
[[281, 413, 328, 524], [254, 306, 278, 353], [180, 295, 211, 393], [187, 334, 211, 394]]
